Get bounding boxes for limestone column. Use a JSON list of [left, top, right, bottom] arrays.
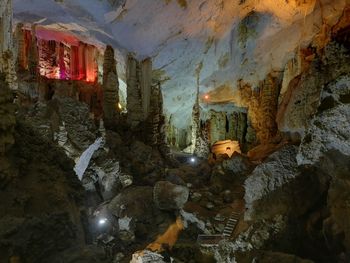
[[0, 0, 17, 90], [140, 58, 152, 120], [126, 53, 143, 126], [0, 0, 16, 153], [102, 45, 119, 124]]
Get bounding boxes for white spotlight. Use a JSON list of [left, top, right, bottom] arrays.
[[190, 157, 196, 163], [98, 218, 107, 225]]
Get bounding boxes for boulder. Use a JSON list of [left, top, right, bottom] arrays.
[[108, 186, 154, 219], [244, 145, 309, 220], [222, 153, 253, 175], [153, 181, 189, 210]]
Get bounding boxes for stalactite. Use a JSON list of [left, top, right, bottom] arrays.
[[102, 45, 119, 123]]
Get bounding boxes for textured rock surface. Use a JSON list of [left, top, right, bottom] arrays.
[[297, 75, 350, 252], [238, 73, 281, 145], [244, 145, 299, 220], [297, 75, 350, 167], [214, 215, 287, 262], [19, 97, 97, 160], [0, 74, 16, 154], [277, 43, 350, 136], [153, 181, 189, 210], [0, 121, 87, 263], [222, 153, 253, 175]]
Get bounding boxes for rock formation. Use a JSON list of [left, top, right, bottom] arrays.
[[238, 73, 281, 145], [145, 83, 162, 146], [297, 75, 350, 253], [102, 45, 119, 125], [277, 42, 350, 137], [0, 121, 88, 263], [0, 0, 17, 90], [126, 54, 152, 127], [153, 181, 189, 210], [15, 23, 26, 72], [0, 74, 16, 155]]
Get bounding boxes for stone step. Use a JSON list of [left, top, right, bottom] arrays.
[[222, 212, 241, 238]]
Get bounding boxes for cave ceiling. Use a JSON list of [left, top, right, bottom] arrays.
[[13, 0, 348, 128]]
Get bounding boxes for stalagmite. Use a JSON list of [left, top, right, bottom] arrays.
[[126, 54, 153, 127], [102, 45, 119, 124], [140, 58, 152, 120], [15, 23, 26, 72], [0, 0, 17, 90], [0, 0, 16, 154], [146, 83, 162, 146], [126, 54, 143, 126]]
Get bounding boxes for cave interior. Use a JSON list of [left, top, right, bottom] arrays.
[[0, 0, 350, 263]]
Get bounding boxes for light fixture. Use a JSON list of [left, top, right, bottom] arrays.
[[204, 94, 209, 100], [98, 218, 107, 225], [118, 103, 122, 110], [190, 157, 196, 163]]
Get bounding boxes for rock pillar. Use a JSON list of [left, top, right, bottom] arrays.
[[102, 45, 119, 124]]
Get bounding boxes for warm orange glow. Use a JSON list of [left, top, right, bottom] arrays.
[[146, 217, 184, 252], [211, 140, 241, 158], [204, 94, 209, 100]]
